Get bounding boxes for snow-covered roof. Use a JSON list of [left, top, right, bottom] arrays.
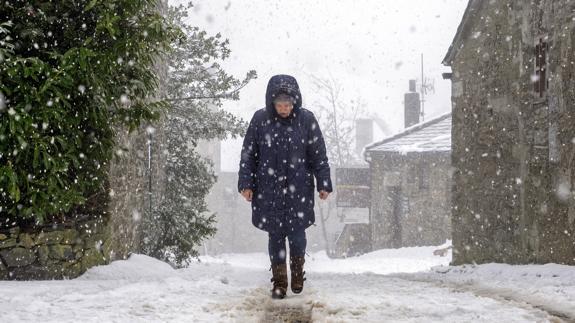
[[364, 112, 451, 155]]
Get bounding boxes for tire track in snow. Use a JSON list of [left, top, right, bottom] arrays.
[[210, 286, 319, 322], [392, 274, 574, 323], [208, 270, 562, 322]]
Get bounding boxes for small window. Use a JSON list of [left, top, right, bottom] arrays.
[[401, 196, 410, 218], [534, 37, 549, 98], [418, 164, 430, 190]]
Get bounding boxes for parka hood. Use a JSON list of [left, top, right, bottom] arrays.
[[265, 74, 302, 117]]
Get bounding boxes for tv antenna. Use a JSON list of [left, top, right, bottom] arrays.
[[420, 53, 435, 121]]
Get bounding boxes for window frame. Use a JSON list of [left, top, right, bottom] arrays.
[[533, 36, 549, 98]]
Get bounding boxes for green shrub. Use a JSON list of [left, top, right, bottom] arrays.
[[0, 1, 177, 224]]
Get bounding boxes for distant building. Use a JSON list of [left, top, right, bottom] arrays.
[[332, 118, 379, 258], [202, 141, 340, 255], [365, 113, 452, 249], [205, 171, 265, 254], [333, 166, 372, 257], [444, 0, 575, 265]]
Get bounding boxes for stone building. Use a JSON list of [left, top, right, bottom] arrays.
[[444, 0, 575, 265], [365, 113, 452, 249]]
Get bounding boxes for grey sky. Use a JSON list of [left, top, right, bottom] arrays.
[[172, 0, 468, 171]]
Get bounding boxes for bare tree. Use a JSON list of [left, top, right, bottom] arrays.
[[309, 74, 366, 255]]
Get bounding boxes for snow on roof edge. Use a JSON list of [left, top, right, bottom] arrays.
[[363, 111, 452, 159]]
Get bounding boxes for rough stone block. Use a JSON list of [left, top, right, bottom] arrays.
[[36, 231, 64, 245], [78, 219, 107, 237], [0, 233, 7, 240], [9, 226, 20, 238], [81, 248, 106, 269], [0, 247, 37, 267], [18, 233, 36, 249], [61, 229, 79, 245], [72, 244, 85, 256], [37, 245, 50, 266], [83, 234, 105, 250], [0, 239, 17, 249], [64, 262, 84, 278], [43, 265, 66, 279], [49, 244, 75, 261]]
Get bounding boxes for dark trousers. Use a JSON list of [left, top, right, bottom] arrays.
[[268, 229, 307, 265]]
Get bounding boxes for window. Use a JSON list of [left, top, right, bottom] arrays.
[[534, 37, 549, 98], [418, 164, 430, 190]]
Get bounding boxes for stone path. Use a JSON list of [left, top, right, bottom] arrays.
[[260, 302, 313, 323]]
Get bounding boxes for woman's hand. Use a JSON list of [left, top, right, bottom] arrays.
[[241, 189, 253, 202], [319, 190, 330, 200]]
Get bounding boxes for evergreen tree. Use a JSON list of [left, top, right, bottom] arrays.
[[140, 3, 256, 267]]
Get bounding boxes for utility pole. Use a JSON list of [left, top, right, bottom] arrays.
[[147, 130, 153, 219], [419, 53, 435, 122], [421, 53, 425, 122]]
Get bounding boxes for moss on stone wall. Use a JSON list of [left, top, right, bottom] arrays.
[[0, 217, 109, 280]]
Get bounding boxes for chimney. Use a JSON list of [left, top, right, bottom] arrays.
[[356, 118, 374, 156], [404, 80, 421, 128]]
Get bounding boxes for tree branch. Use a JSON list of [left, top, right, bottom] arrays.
[[166, 81, 250, 102]]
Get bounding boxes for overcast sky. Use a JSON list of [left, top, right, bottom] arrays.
[[171, 0, 469, 171]]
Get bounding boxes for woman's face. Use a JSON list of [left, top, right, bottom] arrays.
[[274, 101, 293, 118]]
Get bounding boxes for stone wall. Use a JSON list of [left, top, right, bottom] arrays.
[[448, 0, 575, 265], [0, 219, 109, 279], [106, 122, 167, 261], [369, 152, 451, 250]]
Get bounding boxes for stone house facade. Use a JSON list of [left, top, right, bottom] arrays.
[[365, 113, 452, 249], [445, 0, 575, 265]]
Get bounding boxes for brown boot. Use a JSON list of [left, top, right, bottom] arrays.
[[271, 263, 288, 299], [290, 256, 306, 294]]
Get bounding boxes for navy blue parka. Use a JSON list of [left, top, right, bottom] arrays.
[[238, 75, 333, 233]]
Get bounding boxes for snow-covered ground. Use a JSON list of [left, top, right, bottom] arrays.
[[201, 242, 452, 275], [402, 262, 575, 320], [0, 243, 573, 322]]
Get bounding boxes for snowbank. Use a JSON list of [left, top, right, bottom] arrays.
[[307, 242, 452, 275], [79, 254, 176, 281], [200, 241, 453, 275]]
